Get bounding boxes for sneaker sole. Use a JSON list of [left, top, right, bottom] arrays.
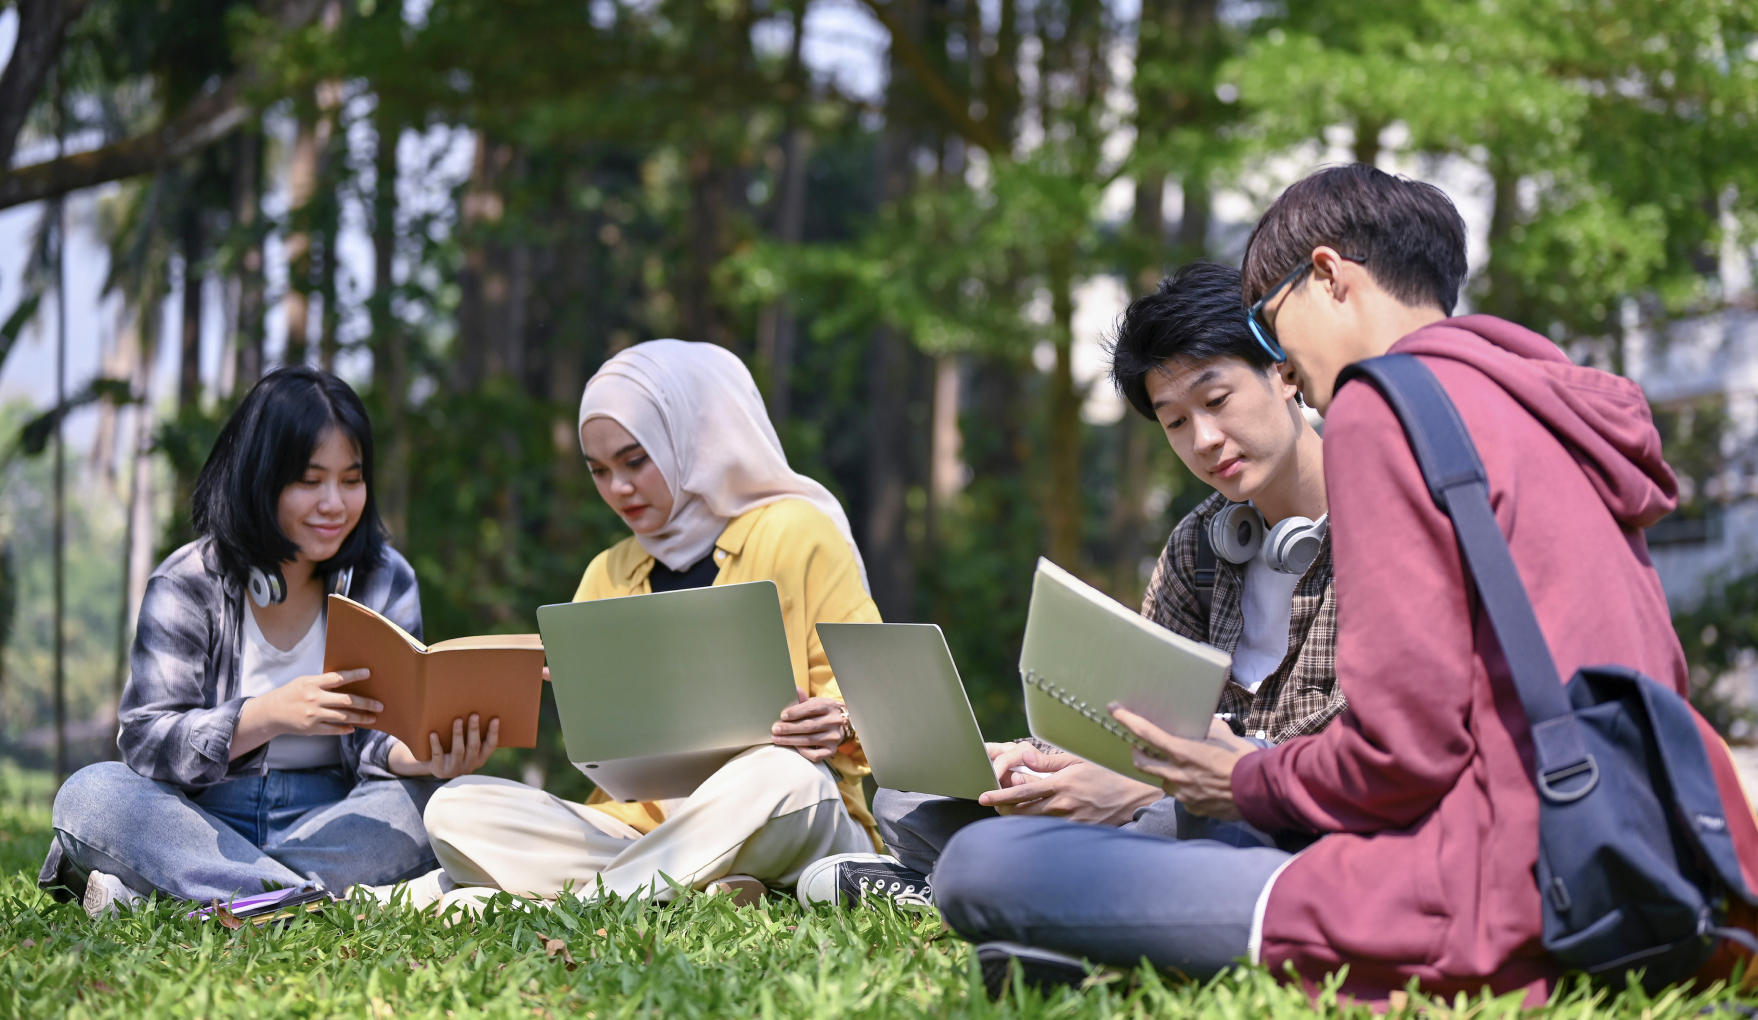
[[977, 941, 1090, 1000]]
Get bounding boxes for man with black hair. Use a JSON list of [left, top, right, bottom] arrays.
[[798, 261, 1345, 904], [933, 164, 1688, 1004]]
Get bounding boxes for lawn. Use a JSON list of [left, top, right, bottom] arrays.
[[1, 767, 1754, 1020]]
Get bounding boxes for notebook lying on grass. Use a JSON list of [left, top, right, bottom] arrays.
[[537, 581, 799, 803], [818, 622, 1001, 802], [1020, 558, 1231, 784], [323, 595, 546, 759], [188, 882, 330, 924]]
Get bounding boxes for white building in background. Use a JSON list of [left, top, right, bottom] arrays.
[[1612, 308, 1758, 610]]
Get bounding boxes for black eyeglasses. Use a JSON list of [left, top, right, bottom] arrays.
[[1246, 254, 1368, 363]]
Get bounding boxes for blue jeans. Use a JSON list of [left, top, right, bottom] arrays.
[[934, 816, 1292, 979], [872, 788, 1280, 874], [53, 761, 442, 903]]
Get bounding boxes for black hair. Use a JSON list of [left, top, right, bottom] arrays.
[[1108, 261, 1273, 422], [190, 366, 385, 588], [1240, 163, 1468, 314]]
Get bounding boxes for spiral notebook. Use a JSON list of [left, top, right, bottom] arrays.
[[1019, 558, 1231, 783]]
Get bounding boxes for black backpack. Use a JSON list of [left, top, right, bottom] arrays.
[[1337, 354, 1758, 989]]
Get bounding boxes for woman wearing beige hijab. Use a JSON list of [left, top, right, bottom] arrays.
[[419, 340, 883, 908]]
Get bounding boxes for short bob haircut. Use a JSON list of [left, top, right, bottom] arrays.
[[191, 366, 386, 588], [1109, 261, 1274, 422], [1240, 163, 1468, 314]]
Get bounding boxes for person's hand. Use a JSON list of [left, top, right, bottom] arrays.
[[231, 668, 380, 759], [255, 669, 380, 736], [772, 687, 849, 764], [1110, 707, 1256, 821], [986, 741, 1076, 779], [977, 743, 1160, 824], [387, 714, 500, 778]]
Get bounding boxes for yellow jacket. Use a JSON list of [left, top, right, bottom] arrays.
[[573, 498, 882, 844]]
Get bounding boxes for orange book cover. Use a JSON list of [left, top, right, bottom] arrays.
[[321, 595, 546, 760]]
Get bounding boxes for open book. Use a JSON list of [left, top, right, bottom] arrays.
[[1019, 558, 1231, 784], [322, 595, 546, 760]]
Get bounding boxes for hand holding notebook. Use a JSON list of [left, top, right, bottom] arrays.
[[1019, 558, 1232, 785], [1108, 706, 1257, 821]]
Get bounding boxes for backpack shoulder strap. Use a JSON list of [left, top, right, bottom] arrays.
[[1193, 518, 1217, 621], [1336, 355, 1593, 797]]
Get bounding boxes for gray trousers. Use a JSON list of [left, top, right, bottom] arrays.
[[872, 788, 1278, 874], [934, 815, 1292, 978], [53, 761, 442, 903]]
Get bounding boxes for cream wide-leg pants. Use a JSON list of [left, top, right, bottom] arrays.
[[423, 744, 871, 905]]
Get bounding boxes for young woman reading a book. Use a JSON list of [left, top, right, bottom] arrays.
[[45, 367, 497, 917], [421, 339, 879, 910]]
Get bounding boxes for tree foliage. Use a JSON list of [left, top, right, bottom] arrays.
[[3, 0, 1758, 774]]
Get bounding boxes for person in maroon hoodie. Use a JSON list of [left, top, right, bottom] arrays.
[[933, 164, 1687, 1003]]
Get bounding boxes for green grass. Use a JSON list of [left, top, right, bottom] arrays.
[[0, 769, 1755, 1020]]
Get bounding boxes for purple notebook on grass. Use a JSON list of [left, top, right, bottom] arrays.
[[187, 881, 331, 922]]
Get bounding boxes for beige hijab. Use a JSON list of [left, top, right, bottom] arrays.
[[578, 339, 869, 591]]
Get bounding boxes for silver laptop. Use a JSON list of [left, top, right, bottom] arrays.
[[537, 580, 798, 802], [817, 622, 1000, 801]]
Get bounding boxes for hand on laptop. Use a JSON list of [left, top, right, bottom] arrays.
[[1109, 707, 1254, 821], [975, 742, 1160, 825], [386, 713, 501, 779], [772, 688, 850, 763]]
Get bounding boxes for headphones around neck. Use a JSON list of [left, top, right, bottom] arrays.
[[247, 565, 354, 608], [1206, 502, 1328, 576]]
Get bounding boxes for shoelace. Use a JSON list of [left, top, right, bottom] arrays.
[[857, 875, 933, 907]]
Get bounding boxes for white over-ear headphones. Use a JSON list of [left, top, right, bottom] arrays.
[[247, 566, 285, 608], [1207, 502, 1265, 563], [1264, 514, 1328, 575], [246, 565, 353, 607], [1207, 502, 1328, 576]]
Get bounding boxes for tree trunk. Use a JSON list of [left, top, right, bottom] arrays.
[[283, 110, 318, 366], [930, 354, 964, 512], [0, 0, 91, 171], [233, 127, 265, 389], [1484, 152, 1520, 320], [179, 210, 203, 412], [370, 114, 410, 542], [1109, 416, 1153, 601], [1045, 243, 1082, 567], [453, 131, 514, 391], [1132, 172, 1165, 294], [1175, 172, 1210, 263], [317, 133, 341, 372], [861, 0, 927, 621], [683, 145, 729, 349], [865, 325, 915, 617], [1353, 115, 1384, 167]]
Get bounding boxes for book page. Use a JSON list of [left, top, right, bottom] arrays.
[[428, 633, 545, 652]]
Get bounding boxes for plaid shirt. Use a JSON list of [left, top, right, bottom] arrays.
[[1141, 492, 1345, 743], [116, 538, 422, 791]]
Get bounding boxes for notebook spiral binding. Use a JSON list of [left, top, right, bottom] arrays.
[[1020, 669, 1162, 757]]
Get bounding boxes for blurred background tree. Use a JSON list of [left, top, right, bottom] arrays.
[[0, 0, 1755, 790]]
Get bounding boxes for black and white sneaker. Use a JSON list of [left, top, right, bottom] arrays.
[[795, 853, 933, 908], [976, 941, 1093, 999]]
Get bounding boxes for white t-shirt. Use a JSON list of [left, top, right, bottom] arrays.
[[1230, 546, 1301, 695], [240, 605, 343, 770]]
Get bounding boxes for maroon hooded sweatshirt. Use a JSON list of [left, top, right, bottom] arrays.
[[1231, 315, 1689, 1001]]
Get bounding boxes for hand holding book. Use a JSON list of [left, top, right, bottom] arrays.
[[386, 713, 500, 778], [1109, 704, 1254, 822]]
